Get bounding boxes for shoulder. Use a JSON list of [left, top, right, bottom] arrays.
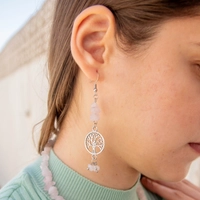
[[0, 158, 49, 200], [0, 172, 31, 199]]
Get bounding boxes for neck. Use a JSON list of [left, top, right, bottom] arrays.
[[53, 112, 139, 190]]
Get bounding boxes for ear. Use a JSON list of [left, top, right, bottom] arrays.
[[70, 5, 115, 81]]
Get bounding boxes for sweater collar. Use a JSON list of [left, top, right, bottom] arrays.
[[46, 150, 140, 200]]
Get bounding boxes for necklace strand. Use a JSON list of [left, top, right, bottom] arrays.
[[40, 139, 147, 200], [40, 140, 65, 200]]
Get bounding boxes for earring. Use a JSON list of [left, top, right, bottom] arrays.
[[84, 73, 105, 172]]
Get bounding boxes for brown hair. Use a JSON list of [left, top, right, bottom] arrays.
[[38, 0, 200, 153]]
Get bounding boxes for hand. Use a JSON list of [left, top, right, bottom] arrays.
[[141, 177, 200, 200]]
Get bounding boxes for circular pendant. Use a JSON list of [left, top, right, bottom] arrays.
[[84, 131, 105, 155]]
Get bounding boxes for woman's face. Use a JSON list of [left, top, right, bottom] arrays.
[[100, 16, 200, 181]]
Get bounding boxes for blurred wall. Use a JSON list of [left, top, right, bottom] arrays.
[[0, 55, 48, 187], [187, 159, 200, 186], [0, 0, 200, 189], [0, 0, 54, 187]]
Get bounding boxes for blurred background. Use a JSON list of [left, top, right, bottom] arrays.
[[0, 0, 200, 189], [0, 0, 52, 187]]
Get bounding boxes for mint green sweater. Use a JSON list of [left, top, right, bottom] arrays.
[[0, 150, 163, 200]]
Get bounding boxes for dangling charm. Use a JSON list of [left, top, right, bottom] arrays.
[[84, 74, 105, 172], [85, 129, 105, 172]]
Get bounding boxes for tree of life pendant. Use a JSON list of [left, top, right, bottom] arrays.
[[84, 130, 105, 172]]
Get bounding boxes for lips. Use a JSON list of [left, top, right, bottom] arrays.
[[189, 143, 200, 154]]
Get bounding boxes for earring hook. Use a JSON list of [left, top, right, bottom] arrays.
[[95, 72, 99, 83]]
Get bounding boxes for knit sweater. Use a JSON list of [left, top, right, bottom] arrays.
[[0, 150, 163, 200]]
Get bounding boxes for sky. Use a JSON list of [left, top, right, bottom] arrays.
[[0, 0, 46, 52]]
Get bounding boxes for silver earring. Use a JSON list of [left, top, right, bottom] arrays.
[[84, 74, 105, 172]]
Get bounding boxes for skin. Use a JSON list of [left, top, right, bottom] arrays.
[[142, 177, 200, 200], [53, 5, 200, 194]]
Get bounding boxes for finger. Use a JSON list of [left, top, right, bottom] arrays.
[[150, 179, 200, 199], [141, 178, 195, 200], [182, 179, 200, 192]]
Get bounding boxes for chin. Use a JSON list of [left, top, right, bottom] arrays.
[[157, 164, 191, 182], [163, 174, 187, 182]]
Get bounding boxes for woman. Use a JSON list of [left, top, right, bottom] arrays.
[[1, 0, 200, 199]]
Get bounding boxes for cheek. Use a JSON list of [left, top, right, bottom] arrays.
[[134, 65, 200, 144], [130, 80, 200, 180], [116, 73, 200, 177]]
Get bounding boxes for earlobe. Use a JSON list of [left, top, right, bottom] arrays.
[[70, 5, 115, 81]]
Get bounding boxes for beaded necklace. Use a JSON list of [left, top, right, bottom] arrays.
[[40, 140, 65, 200]]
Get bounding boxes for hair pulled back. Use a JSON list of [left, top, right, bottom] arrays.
[[38, 0, 200, 153]]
